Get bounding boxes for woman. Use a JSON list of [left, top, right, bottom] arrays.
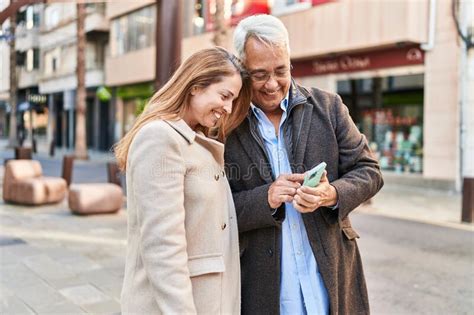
[[114, 47, 251, 314]]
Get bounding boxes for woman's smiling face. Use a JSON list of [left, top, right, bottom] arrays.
[[184, 72, 242, 130]]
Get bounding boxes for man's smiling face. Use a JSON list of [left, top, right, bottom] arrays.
[[244, 37, 292, 115]]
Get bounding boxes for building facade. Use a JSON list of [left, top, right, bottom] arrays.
[[0, 0, 9, 138], [3, 0, 468, 190], [39, 2, 111, 151], [178, 0, 468, 191], [106, 0, 156, 143], [105, 0, 269, 142], [15, 3, 46, 148]]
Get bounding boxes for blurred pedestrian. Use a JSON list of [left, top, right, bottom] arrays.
[[114, 47, 251, 314], [225, 14, 384, 315]]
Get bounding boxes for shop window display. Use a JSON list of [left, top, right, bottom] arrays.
[[338, 74, 424, 173]]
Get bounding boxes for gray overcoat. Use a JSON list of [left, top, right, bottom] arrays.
[[224, 83, 384, 315]]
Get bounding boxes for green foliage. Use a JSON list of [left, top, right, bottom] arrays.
[[135, 98, 149, 116]]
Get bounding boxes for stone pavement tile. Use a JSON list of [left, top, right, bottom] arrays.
[[54, 253, 103, 274], [36, 245, 81, 260], [59, 284, 110, 305], [78, 244, 125, 261], [80, 299, 121, 315], [15, 282, 68, 310], [26, 238, 65, 250], [0, 248, 19, 265], [3, 243, 43, 258], [96, 283, 122, 301], [81, 269, 121, 288], [35, 300, 87, 315], [104, 264, 125, 278], [95, 256, 125, 273], [0, 263, 47, 290], [0, 295, 35, 315], [0, 215, 23, 229], [22, 254, 77, 280], [44, 275, 89, 290], [0, 282, 14, 297]]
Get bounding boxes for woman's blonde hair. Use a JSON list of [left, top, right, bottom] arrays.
[[114, 47, 251, 171]]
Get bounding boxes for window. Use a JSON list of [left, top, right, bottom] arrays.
[[44, 3, 75, 30], [337, 74, 424, 173], [45, 5, 60, 29], [44, 47, 61, 75], [86, 42, 104, 70], [26, 49, 33, 71], [111, 5, 156, 57], [52, 58, 57, 72], [14, 49, 38, 72]]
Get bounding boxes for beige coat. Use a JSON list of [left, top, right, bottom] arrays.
[[121, 119, 240, 315]]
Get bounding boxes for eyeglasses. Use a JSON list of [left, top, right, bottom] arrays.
[[248, 65, 292, 83]]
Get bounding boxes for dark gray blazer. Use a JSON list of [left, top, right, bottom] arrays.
[[224, 82, 384, 315]]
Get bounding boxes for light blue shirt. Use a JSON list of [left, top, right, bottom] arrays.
[[251, 97, 329, 315]]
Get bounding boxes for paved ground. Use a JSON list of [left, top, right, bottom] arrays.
[[1, 144, 125, 314], [352, 214, 474, 315], [0, 142, 472, 314]]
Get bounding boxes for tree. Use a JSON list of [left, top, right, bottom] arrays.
[[8, 11, 17, 147], [155, 0, 182, 90], [213, 0, 228, 48], [74, 2, 87, 159]]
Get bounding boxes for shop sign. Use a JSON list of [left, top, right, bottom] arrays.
[[27, 94, 47, 104], [292, 45, 424, 77]]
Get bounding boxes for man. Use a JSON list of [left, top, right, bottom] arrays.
[[225, 14, 384, 315]]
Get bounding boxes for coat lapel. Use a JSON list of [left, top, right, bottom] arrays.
[[195, 133, 225, 166], [288, 85, 314, 170], [235, 116, 274, 184]]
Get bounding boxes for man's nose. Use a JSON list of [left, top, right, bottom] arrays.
[[264, 75, 279, 90]]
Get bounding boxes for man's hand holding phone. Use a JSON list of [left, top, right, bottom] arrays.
[[292, 162, 338, 213], [268, 173, 305, 209]]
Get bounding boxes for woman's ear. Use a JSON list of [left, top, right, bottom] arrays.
[[190, 86, 199, 96]]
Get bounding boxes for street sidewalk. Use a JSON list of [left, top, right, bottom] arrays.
[[0, 138, 472, 314], [356, 183, 473, 232], [0, 152, 126, 314]]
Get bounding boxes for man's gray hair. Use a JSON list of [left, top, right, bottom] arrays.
[[233, 14, 290, 62]]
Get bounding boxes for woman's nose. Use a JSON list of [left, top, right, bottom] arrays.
[[223, 101, 233, 114]]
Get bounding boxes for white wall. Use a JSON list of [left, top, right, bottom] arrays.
[[0, 0, 10, 99], [460, 0, 474, 179]]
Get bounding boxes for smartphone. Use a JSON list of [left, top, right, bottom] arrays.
[[303, 162, 327, 187]]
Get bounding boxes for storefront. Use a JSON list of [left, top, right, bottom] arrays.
[[113, 82, 154, 142], [293, 45, 425, 174]]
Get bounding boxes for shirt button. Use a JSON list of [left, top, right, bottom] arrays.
[[297, 251, 302, 256], [292, 224, 297, 230], [221, 170, 225, 177], [267, 248, 273, 257], [214, 174, 220, 181], [221, 223, 227, 230]]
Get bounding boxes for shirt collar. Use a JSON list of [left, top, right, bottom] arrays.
[[250, 91, 290, 117]]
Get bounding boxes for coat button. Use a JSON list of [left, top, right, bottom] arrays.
[[214, 174, 219, 181], [267, 248, 273, 257], [221, 223, 227, 230]]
